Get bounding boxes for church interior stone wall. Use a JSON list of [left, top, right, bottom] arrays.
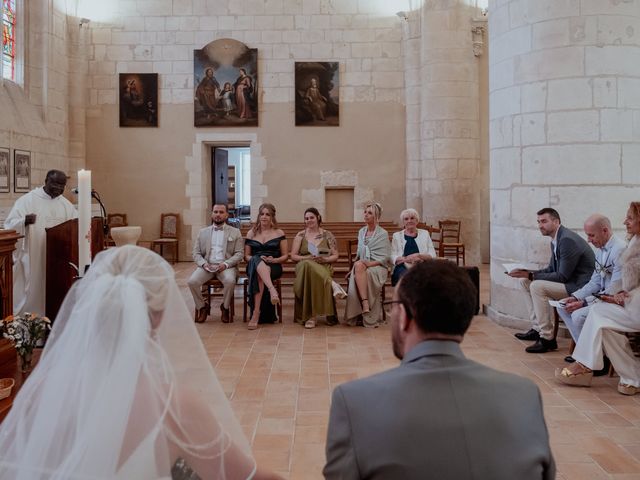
[[10, 0, 638, 329]]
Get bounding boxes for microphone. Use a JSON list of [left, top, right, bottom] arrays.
[[71, 187, 97, 197], [71, 187, 109, 235]]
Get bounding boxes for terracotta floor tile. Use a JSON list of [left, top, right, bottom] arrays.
[[171, 262, 640, 479], [558, 462, 609, 479]]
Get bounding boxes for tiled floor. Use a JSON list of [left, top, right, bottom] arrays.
[[174, 263, 640, 479]]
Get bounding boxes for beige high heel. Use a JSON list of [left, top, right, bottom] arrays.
[[269, 286, 280, 306], [361, 298, 370, 314]]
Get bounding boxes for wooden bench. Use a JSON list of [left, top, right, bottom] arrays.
[[238, 222, 407, 286]]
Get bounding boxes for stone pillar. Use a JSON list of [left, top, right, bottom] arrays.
[[417, 0, 483, 264], [487, 0, 640, 328]]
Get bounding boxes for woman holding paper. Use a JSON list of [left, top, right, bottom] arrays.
[[390, 208, 436, 286], [344, 202, 392, 328], [290, 207, 345, 328]]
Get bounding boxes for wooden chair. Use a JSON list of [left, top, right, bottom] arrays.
[[438, 219, 466, 266], [151, 213, 180, 264], [105, 213, 128, 247], [197, 278, 235, 323], [347, 239, 386, 322], [242, 277, 282, 323], [423, 224, 441, 254]]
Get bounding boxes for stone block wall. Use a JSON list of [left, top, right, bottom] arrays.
[[487, 0, 640, 327], [82, 0, 411, 260], [0, 0, 87, 221]]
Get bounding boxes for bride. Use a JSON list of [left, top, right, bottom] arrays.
[[0, 245, 279, 479]]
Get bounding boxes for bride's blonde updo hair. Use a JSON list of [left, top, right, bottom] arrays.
[[90, 245, 172, 313]]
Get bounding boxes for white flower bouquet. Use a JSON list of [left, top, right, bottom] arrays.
[[1, 313, 51, 371]]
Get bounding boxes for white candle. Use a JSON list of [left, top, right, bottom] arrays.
[[78, 169, 92, 276]]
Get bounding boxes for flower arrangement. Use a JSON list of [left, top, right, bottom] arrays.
[[1, 313, 51, 372]]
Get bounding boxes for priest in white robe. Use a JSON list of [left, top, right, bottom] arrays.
[[4, 170, 77, 316]]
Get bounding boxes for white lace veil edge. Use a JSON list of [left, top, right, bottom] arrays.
[[0, 245, 256, 480]]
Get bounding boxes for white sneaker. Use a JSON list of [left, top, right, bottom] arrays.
[[332, 281, 347, 299], [305, 319, 316, 329]]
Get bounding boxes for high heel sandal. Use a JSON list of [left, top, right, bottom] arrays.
[[361, 298, 370, 314], [554, 363, 593, 387], [269, 286, 280, 306], [247, 318, 259, 330]]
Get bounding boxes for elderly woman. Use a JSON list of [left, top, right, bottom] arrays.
[[556, 202, 640, 395], [344, 202, 392, 328], [245, 203, 288, 330], [390, 208, 437, 286], [290, 207, 346, 329]]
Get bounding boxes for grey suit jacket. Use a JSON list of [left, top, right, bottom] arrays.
[[324, 341, 555, 480], [192, 224, 244, 269], [533, 225, 595, 294]]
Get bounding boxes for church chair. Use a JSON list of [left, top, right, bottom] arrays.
[[197, 278, 235, 322], [150, 213, 180, 264], [105, 213, 128, 247], [438, 219, 466, 266], [423, 224, 441, 254], [347, 239, 386, 322], [242, 277, 282, 323]]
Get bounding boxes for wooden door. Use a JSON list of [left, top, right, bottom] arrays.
[[212, 148, 229, 207]]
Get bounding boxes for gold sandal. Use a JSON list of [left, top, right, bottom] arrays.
[[361, 298, 370, 314], [618, 383, 640, 396], [554, 364, 593, 387]]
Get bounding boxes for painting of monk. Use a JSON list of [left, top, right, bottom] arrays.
[[194, 39, 258, 127], [119, 73, 158, 127], [295, 62, 339, 126]]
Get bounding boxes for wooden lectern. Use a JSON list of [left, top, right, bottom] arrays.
[[45, 217, 105, 320], [0, 230, 25, 421]]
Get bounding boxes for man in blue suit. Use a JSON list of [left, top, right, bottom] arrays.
[[324, 261, 555, 480]]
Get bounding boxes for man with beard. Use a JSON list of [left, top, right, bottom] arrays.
[[188, 204, 243, 323], [510, 208, 595, 353], [324, 261, 555, 480]]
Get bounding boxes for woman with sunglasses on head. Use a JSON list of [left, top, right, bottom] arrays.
[[344, 202, 391, 328]]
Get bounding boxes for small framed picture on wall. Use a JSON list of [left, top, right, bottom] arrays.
[[0, 148, 9, 193], [14, 150, 31, 193]]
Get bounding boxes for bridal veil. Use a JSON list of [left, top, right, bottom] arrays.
[[0, 245, 256, 479]]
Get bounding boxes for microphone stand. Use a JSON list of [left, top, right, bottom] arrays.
[[91, 190, 109, 236]]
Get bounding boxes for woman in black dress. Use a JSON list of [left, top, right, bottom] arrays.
[[244, 203, 288, 329]]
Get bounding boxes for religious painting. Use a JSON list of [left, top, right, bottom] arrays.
[[0, 148, 9, 193], [295, 62, 339, 126], [194, 38, 258, 127], [119, 73, 158, 127], [13, 149, 30, 193]]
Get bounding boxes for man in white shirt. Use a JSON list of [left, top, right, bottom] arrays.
[[556, 214, 626, 347], [4, 170, 77, 316], [188, 204, 243, 323]]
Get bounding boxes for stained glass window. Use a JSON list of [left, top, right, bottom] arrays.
[[2, 0, 16, 81]]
